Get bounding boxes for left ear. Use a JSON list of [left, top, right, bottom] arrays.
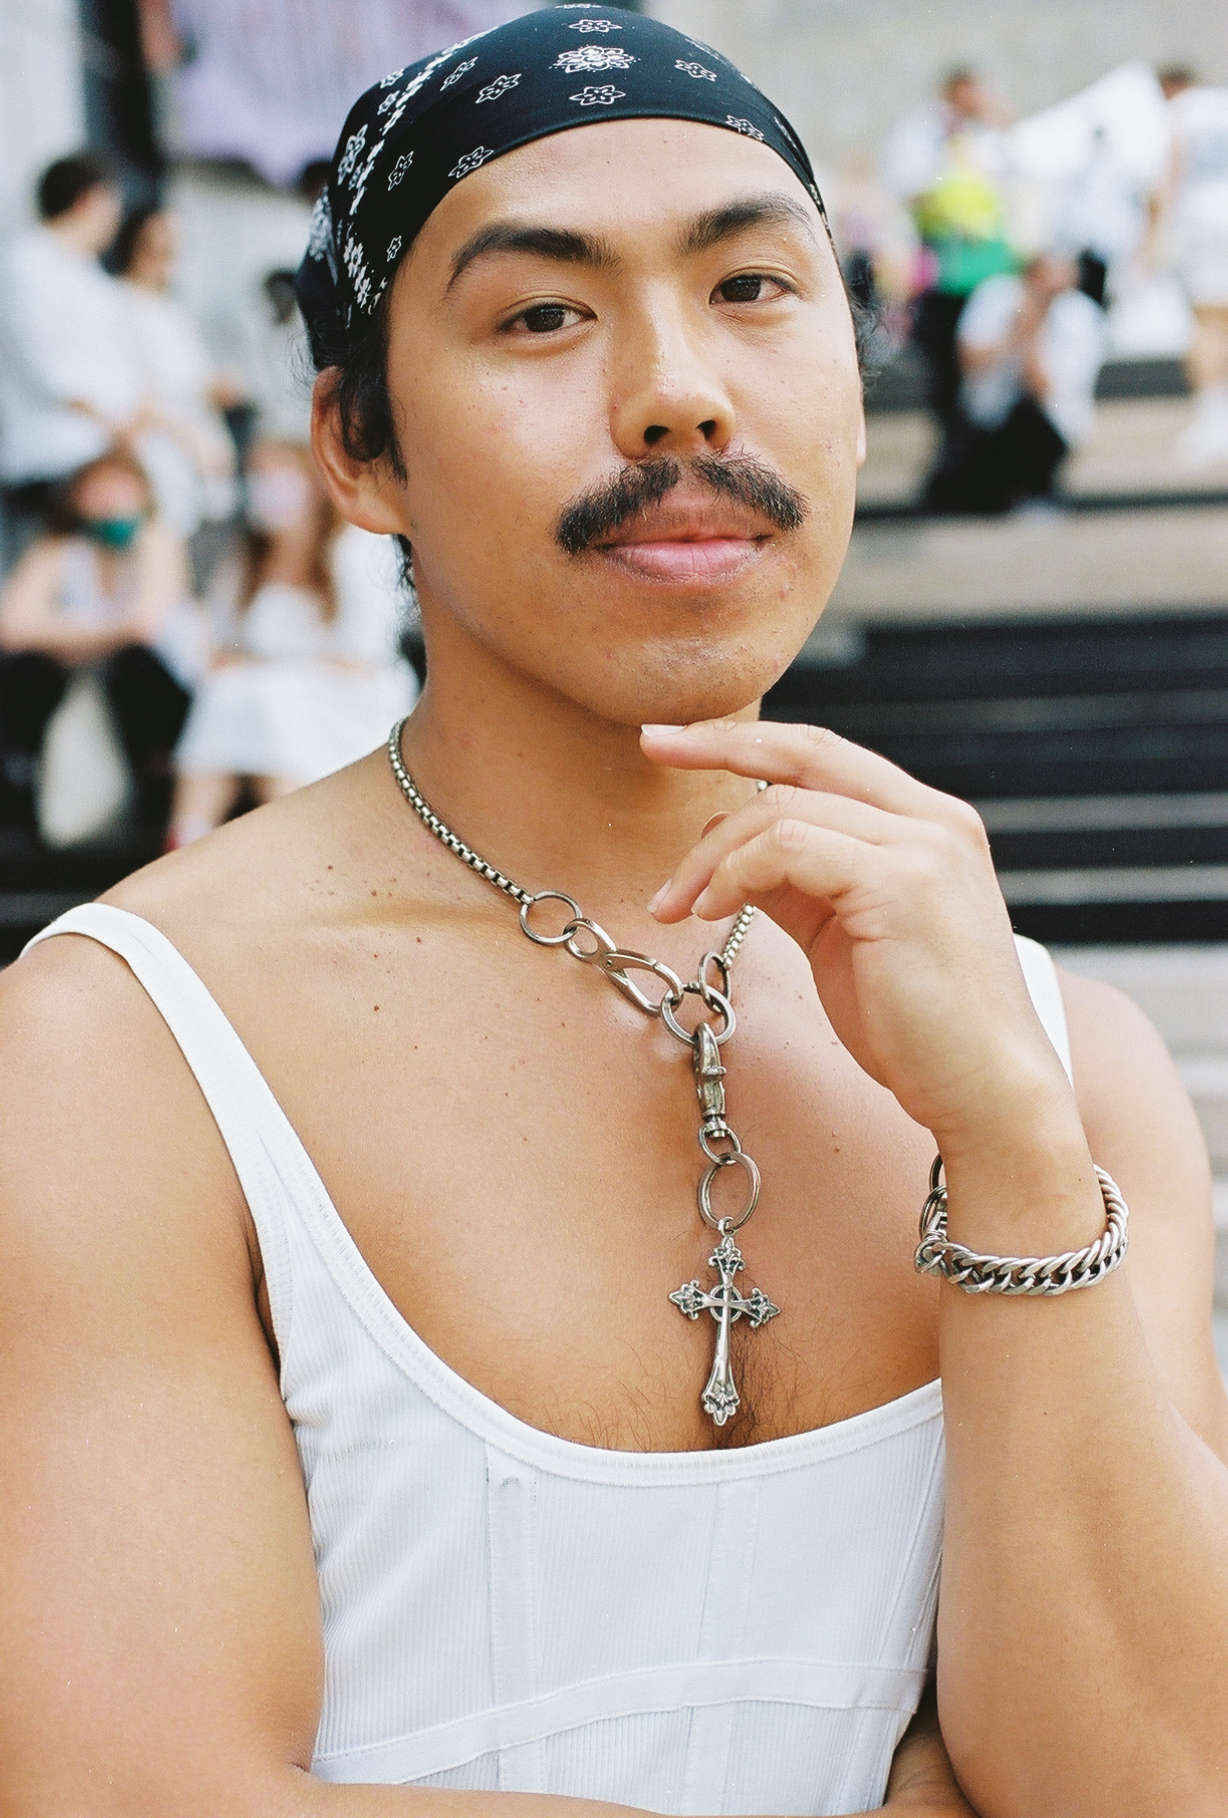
[[310, 369, 409, 536]]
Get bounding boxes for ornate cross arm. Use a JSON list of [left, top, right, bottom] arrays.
[[670, 1231, 780, 1426]]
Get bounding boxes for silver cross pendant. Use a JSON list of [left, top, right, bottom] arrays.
[[670, 1231, 780, 1426]]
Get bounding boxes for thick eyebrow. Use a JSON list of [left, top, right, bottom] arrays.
[[675, 192, 820, 258], [446, 223, 620, 293]]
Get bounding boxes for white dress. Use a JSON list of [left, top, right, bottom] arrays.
[[175, 524, 417, 784]]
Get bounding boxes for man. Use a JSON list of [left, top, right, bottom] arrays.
[[0, 154, 141, 544], [1, 11, 1226, 1817], [881, 68, 1013, 456], [925, 251, 1105, 514]]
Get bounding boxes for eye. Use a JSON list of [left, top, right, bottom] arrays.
[[714, 272, 788, 305], [505, 301, 585, 335]]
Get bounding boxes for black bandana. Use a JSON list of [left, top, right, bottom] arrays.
[[296, 3, 824, 366]]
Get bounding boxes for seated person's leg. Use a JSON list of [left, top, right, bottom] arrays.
[[0, 651, 69, 825], [101, 644, 192, 828], [998, 397, 1068, 503]]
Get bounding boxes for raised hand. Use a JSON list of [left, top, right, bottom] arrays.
[[641, 718, 1078, 1162]]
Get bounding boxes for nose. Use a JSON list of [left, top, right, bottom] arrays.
[[609, 300, 736, 460]]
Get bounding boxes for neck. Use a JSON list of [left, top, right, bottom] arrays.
[[47, 215, 100, 258], [397, 609, 762, 946]]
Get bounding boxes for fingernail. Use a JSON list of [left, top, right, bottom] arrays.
[[693, 887, 713, 916], [641, 723, 685, 736], [648, 882, 669, 913]]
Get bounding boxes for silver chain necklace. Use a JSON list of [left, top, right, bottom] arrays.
[[387, 719, 779, 1428]]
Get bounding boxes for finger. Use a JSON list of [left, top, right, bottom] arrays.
[[690, 817, 876, 923], [652, 783, 913, 921], [640, 718, 969, 825]]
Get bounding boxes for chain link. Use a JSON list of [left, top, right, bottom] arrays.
[[386, 719, 768, 1255], [915, 1155, 1130, 1294], [388, 719, 758, 990]]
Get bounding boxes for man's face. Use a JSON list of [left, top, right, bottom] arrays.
[[376, 118, 863, 726]]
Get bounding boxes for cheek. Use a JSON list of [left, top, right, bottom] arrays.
[[398, 350, 596, 552]]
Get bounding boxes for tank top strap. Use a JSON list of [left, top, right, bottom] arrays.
[[1013, 932, 1073, 1083], [23, 902, 327, 1350]]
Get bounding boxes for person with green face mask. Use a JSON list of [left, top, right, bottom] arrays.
[[0, 449, 195, 835]]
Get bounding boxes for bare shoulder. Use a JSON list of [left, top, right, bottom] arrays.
[[103, 748, 415, 938], [0, 897, 324, 1806], [1058, 965, 1228, 1457]]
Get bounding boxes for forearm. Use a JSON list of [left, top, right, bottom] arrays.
[[299, 1780, 642, 1818], [937, 1109, 1228, 1818], [4, 620, 139, 663]]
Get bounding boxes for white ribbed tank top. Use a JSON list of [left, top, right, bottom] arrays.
[[28, 906, 1072, 1817]]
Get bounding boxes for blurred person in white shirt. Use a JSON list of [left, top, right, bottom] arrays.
[[112, 206, 242, 537], [170, 441, 417, 845], [1159, 67, 1228, 464], [925, 253, 1106, 513], [0, 155, 141, 542]]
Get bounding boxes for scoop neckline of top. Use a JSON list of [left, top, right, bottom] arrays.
[[59, 903, 945, 1487]]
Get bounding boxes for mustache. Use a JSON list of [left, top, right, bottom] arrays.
[[555, 453, 809, 557]]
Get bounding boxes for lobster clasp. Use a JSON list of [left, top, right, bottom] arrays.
[[692, 1020, 727, 1124]]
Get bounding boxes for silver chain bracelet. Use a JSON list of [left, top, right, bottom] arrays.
[[915, 1155, 1129, 1295]]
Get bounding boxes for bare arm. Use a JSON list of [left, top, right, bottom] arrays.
[[644, 717, 1228, 1818], [0, 938, 965, 1818], [0, 524, 187, 663], [959, 295, 1049, 400]]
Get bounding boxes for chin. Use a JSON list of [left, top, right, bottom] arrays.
[[564, 623, 809, 728]]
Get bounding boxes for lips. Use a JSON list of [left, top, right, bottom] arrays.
[[592, 498, 770, 584]]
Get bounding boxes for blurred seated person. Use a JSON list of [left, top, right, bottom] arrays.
[[924, 252, 1106, 514], [170, 442, 417, 845], [0, 155, 140, 540], [0, 449, 194, 827], [112, 206, 241, 537]]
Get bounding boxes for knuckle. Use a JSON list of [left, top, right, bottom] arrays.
[[798, 722, 841, 754], [946, 795, 991, 846], [761, 781, 803, 813], [770, 816, 813, 856]]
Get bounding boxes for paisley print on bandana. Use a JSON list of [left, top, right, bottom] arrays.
[[295, 4, 826, 360]]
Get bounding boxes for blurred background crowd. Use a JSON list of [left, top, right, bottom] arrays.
[[0, 0, 1225, 1353]]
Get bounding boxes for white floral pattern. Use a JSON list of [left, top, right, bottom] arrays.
[[342, 231, 372, 311], [552, 45, 635, 74], [306, 192, 332, 259], [336, 125, 368, 184], [441, 56, 478, 91], [449, 145, 493, 180], [569, 85, 626, 107], [306, 12, 822, 329], [476, 73, 521, 103]]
